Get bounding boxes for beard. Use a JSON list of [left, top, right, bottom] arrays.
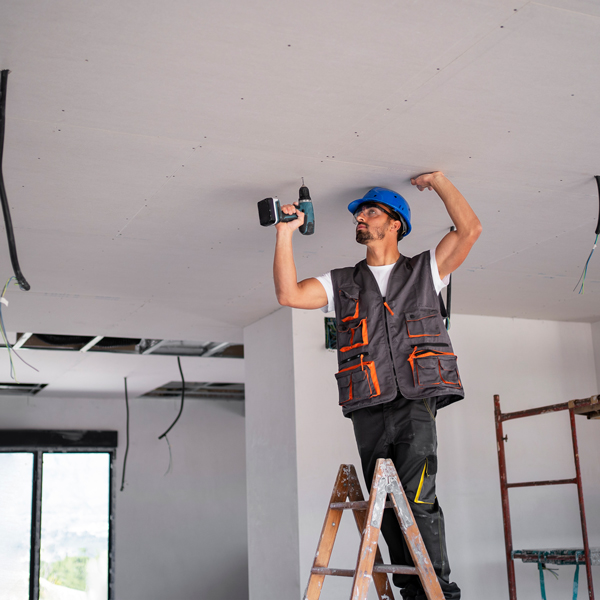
[[356, 225, 386, 244]]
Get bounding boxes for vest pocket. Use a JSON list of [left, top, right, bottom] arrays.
[[338, 319, 368, 352], [335, 360, 380, 405], [408, 348, 461, 390], [338, 287, 360, 323], [439, 356, 461, 385], [405, 310, 441, 338]]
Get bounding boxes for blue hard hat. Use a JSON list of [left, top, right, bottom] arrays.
[[348, 187, 412, 238]]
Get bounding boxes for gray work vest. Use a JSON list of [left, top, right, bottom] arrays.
[[331, 251, 464, 416]]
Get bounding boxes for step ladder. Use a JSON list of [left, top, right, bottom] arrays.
[[304, 458, 444, 600]]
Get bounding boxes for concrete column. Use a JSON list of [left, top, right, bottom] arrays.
[[244, 307, 363, 600]]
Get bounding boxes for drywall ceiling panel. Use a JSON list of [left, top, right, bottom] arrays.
[[1, 0, 525, 151], [339, 3, 600, 180], [536, 0, 600, 18], [0, 349, 244, 400], [0, 348, 85, 386], [2, 120, 194, 236], [37, 353, 244, 400], [1, 0, 600, 346], [450, 266, 599, 322]]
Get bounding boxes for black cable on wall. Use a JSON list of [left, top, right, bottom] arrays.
[[120, 377, 130, 492], [158, 356, 186, 440], [0, 70, 30, 291]]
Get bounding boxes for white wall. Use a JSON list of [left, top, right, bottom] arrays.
[[247, 308, 600, 600], [0, 393, 248, 600], [244, 308, 301, 600], [444, 315, 600, 600], [291, 310, 380, 600], [592, 320, 600, 392]]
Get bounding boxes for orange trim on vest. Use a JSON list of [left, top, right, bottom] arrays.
[[339, 319, 369, 353], [406, 313, 441, 338], [337, 356, 381, 401], [341, 299, 359, 323]]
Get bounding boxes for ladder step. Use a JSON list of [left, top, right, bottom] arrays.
[[311, 564, 419, 577], [329, 500, 394, 510]]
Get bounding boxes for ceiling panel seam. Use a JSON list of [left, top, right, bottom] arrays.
[[7, 116, 205, 143], [531, 1, 600, 18]]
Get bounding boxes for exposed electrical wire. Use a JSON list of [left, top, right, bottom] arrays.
[[573, 233, 598, 295], [0, 276, 38, 380], [574, 176, 600, 294], [163, 434, 173, 476], [120, 377, 130, 492], [158, 357, 185, 476], [0, 277, 16, 379], [158, 356, 186, 440], [0, 71, 30, 291]]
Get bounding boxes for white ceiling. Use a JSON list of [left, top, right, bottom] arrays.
[[2, 0, 600, 357]]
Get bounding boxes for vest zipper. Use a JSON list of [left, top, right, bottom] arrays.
[[382, 297, 400, 392]]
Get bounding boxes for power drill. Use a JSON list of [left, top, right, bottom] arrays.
[[257, 180, 315, 235]]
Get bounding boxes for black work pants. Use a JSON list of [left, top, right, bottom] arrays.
[[350, 395, 460, 600]]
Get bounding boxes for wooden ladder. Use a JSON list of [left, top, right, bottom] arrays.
[[303, 459, 444, 600]]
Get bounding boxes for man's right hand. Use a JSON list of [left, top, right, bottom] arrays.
[[275, 202, 305, 233], [273, 203, 327, 309]]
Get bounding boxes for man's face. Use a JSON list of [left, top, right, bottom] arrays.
[[354, 203, 398, 245]]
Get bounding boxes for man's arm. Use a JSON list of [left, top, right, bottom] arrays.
[[274, 203, 328, 309], [411, 172, 482, 280]]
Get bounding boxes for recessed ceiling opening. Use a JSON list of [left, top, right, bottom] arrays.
[[3, 334, 243, 358], [142, 381, 245, 401], [0, 382, 47, 396]]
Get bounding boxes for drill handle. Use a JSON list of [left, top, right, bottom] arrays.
[[298, 201, 314, 235], [279, 212, 298, 223]]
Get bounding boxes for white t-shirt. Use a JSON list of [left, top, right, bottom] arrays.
[[315, 248, 449, 313]]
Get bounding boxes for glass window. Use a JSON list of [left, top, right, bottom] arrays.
[[0, 431, 115, 600], [0, 453, 34, 600], [40, 453, 110, 600]]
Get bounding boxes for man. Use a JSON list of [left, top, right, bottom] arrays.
[[273, 171, 481, 600]]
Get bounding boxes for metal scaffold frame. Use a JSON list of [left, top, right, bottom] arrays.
[[494, 394, 599, 600]]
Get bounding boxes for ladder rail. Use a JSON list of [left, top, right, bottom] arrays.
[[350, 470, 389, 600], [304, 460, 445, 600], [494, 394, 518, 600], [346, 478, 397, 600], [303, 465, 351, 600], [569, 408, 595, 600]]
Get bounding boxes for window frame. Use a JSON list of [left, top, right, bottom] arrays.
[[0, 430, 117, 600]]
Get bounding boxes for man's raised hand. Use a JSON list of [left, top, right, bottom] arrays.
[[275, 202, 305, 233], [410, 171, 442, 191]]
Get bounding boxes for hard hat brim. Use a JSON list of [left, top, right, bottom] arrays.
[[347, 197, 412, 237]]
